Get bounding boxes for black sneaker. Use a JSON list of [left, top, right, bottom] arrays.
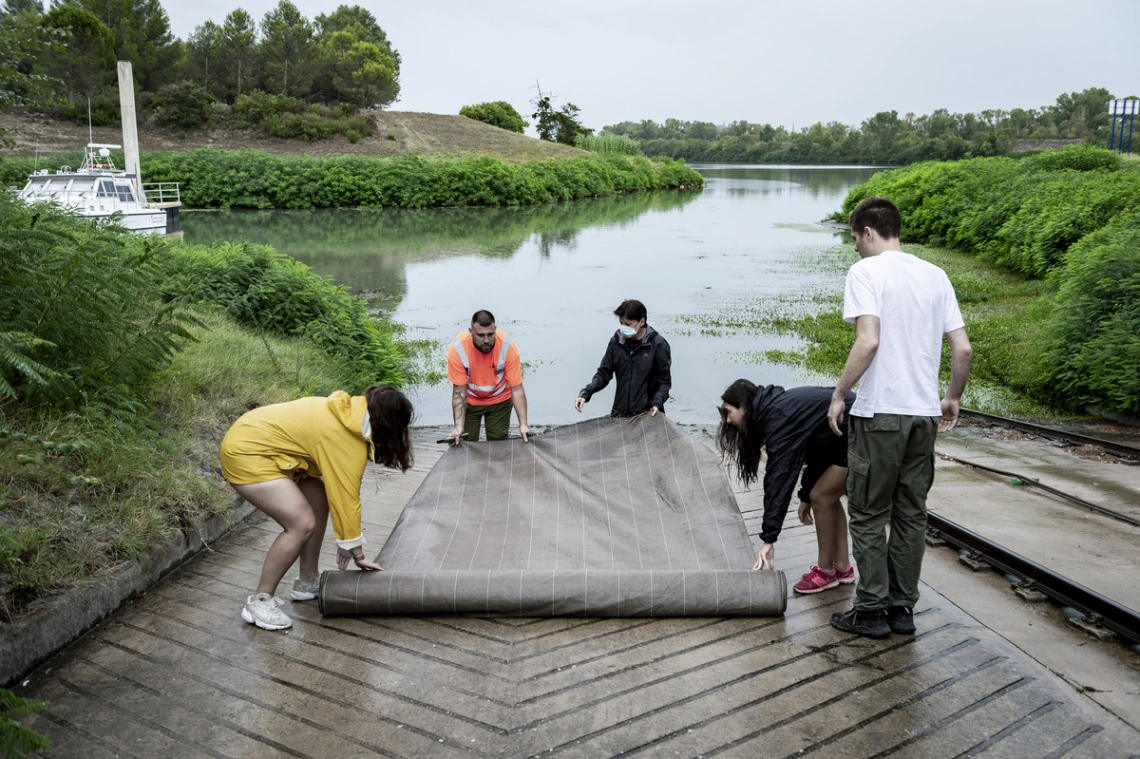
[[886, 605, 916, 635], [830, 607, 891, 639]]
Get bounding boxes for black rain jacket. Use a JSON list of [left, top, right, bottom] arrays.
[[753, 385, 855, 544], [579, 327, 672, 416]]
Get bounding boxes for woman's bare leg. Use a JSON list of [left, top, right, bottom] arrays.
[[296, 477, 330, 582], [231, 479, 317, 596], [809, 465, 849, 570]]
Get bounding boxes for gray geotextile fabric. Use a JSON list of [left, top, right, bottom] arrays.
[[319, 414, 786, 617]]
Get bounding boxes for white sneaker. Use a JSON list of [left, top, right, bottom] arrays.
[[291, 576, 320, 601], [241, 593, 292, 630]]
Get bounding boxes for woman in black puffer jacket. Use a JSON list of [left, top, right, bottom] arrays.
[[717, 379, 857, 595]]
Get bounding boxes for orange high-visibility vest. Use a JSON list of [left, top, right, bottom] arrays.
[[447, 330, 522, 406]]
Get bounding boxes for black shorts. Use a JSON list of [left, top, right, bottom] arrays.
[[797, 431, 849, 503]]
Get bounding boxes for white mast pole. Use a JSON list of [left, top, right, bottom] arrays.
[[116, 61, 146, 203]]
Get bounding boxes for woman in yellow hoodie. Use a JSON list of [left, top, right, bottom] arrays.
[[220, 385, 413, 630]]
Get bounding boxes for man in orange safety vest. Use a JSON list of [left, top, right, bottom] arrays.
[[446, 310, 530, 443]]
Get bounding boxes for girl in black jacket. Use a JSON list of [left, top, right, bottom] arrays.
[[717, 379, 857, 594]]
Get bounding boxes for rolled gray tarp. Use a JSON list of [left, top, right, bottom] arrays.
[[320, 415, 787, 617]]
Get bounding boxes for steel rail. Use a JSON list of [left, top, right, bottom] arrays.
[[936, 452, 1140, 529], [927, 514, 1140, 645], [960, 408, 1140, 460]]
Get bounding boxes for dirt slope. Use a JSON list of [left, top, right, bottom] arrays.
[[0, 108, 585, 162]]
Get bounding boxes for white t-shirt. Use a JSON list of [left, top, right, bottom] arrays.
[[843, 251, 965, 418]]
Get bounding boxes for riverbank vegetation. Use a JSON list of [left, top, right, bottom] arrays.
[[0, 193, 405, 617], [604, 88, 1131, 164], [760, 146, 1139, 416], [576, 132, 643, 156], [1, 148, 703, 209]]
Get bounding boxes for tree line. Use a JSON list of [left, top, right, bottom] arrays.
[[0, 0, 401, 127], [604, 88, 1133, 164]]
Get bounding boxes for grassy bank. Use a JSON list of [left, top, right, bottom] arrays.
[[0, 195, 406, 615], [1, 148, 702, 210]]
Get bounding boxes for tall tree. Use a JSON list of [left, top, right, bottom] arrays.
[[317, 26, 396, 108], [2, 0, 42, 16], [260, 0, 313, 97], [0, 7, 60, 149], [39, 6, 115, 102], [220, 8, 256, 100], [313, 5, 399, 105], [187, 20, 221, 95], [63, 0, 175, 91]]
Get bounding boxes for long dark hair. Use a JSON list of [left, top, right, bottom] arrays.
[[364, 385, 414, 472], [716, 379, 762, 488]]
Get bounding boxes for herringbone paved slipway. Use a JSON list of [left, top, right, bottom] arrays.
[[16, 430, 1140, 758]]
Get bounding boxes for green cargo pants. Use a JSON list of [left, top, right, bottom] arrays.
[[464, 398, 513, 441], [846, 413, 939, 611]]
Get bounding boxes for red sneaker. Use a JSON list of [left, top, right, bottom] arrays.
[[793, 565, 839, 594], [833, 565, 855, 585]]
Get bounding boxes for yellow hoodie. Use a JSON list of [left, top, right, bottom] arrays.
[[219, 391, 375, 550]]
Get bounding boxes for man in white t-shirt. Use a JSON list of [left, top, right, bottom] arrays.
[[825, 196, 973, 639]]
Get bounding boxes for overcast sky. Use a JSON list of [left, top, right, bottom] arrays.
[[168, 0, 1137, 132]]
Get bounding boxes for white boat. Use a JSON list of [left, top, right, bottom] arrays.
[[16, 143, 180, 236]]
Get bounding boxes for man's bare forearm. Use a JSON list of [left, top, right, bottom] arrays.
[[451, 385, 468, 429], [945, 330, 973, 400], [510, 385, 528, 427]]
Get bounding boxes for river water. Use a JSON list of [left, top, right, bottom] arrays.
[[181, 165, 880, 427]]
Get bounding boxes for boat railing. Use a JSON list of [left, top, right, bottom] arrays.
[[142, 182, 180, 204]]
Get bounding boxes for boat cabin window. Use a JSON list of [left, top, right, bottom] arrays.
[[97, 180, 116, 198], [115, 183, 135, 202]]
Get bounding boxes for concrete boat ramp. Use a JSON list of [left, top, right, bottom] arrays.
[[14, 429, 1140, 758]]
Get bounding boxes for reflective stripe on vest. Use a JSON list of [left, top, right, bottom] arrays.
[[452, 334, 514, 401]]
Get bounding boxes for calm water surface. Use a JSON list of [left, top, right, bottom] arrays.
[[181, 165, 880, 426]]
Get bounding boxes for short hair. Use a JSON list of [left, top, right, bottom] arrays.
[[471, 310, 496, 327], [849, 196, 902, 240], [613, 299, 647, 323]]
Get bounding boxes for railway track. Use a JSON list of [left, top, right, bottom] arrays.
[[928, 408, 1140, 645]]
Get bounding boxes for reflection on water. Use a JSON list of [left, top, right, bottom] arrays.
[[181, 166, 880, 426], [182, 192, 700, 313]]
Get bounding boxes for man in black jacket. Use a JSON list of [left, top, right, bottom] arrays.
[[575, 299, 672, 417]]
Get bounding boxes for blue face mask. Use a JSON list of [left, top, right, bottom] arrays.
[[619, 325, 637, 338]]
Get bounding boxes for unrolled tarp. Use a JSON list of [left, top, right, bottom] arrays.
[[319, 414, 786, 617]]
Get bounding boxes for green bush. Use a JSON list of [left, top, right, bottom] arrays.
[[0, 194, 197, 412], [156, 242, 405, 388], [575, 132, 643, 156], [1048, 211, 1140, 412], [152, 81, 215, 130], [233, 90, 298, 124], [129, 149, 704, 209], [459, 101, 528, 133]]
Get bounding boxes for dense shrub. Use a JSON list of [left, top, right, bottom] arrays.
[[152, 81, 215, 130], [0, 150, 702, 214], [576, 132, 643, 156], [1048, 211, 1140, 412], [233, 90, 297, 124], [156, 242, 405, 388], [837, 146, 1140, 413], [459, 101, 528, 133], [127, 149, 703, 209], [0, 194, 196, 411]]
